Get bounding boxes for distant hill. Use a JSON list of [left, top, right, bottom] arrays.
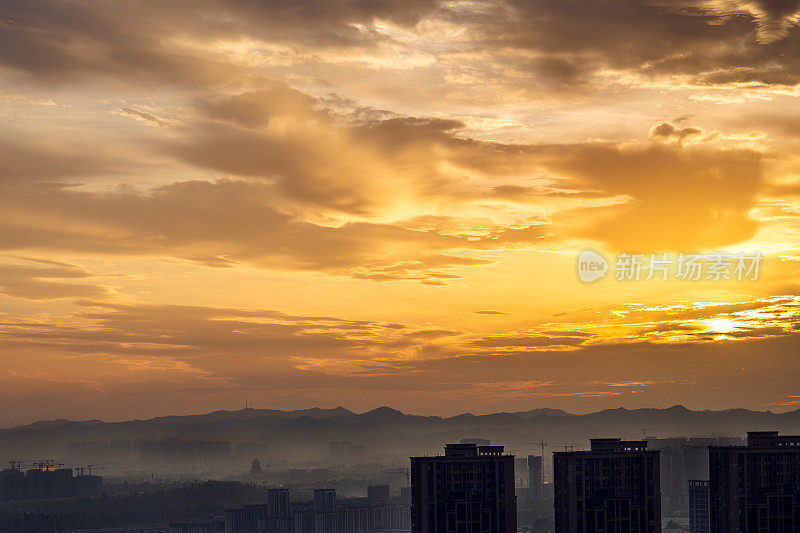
[[2, 405, 799, 461], [8, 419, 104, 432], [147, 406, 355, 425]]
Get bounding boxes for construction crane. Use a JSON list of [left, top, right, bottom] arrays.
[[524, 441, 548, 456], [35, 459, 55, 471], [641, 427, 652, 440]]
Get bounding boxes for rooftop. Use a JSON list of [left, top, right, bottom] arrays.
[[440, 443, 507, 458], [746, 431, 800, 448], [590, 438, 649, 452]]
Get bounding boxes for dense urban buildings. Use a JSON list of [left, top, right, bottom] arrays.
[[169, 518, 225, 532], [7, 421, 800, 533], [329, 442, 367, 463], [688, 479, 710, 533], [553, 438, 661, 533], [140, 438, 232, 461], [68, 440, 135, 461], [237, 442, 270, 460], [66, 439, 269, 463], [221, 487, 410, 533], [0, 464, 101, 501], [367, 485, 390, 501], [515, 457, 528, 487], [709, 431, 800, 533], [267, 488, 291, 519], [410, 443, 516, 533]]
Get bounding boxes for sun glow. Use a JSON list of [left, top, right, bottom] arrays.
[[704, 318, 737, 333]]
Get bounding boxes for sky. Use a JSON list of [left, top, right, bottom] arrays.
[[1, 0, 800, 426]]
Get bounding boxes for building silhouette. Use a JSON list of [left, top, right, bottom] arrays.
[[315, 488, 337, 511], [236, 441, 269, 460], [262, 488, 293, 533], [527, 455, 543, 499], [460, 438, 491, 446], [367, 485, 390, 501], [410, 442, 516, 533], [225, 507, 258, 533], [268, 488, 291, 518], [0, 465, 101, 501], [688, 479, 710, 533], [169, 518, 225, 532], [227, 488, 410, 533], [515, 457, 528, 486], [139, 438, 231, 461], [553, 438, 661, 533], [647, 437, 741, 517], [709, 431, 800, 532], [68, 440, 134, 461], [330, 441, 351, 461], [329, 441, 367, 463]]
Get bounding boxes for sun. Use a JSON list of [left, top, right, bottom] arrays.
[[705, 318, 737, 333]]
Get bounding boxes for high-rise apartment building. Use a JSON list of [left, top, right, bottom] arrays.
[[527, 455, 543, 499], [688, 479, 710, 533], [411, 443, 516, 533], [709, 431, 800, 533], [553, 438, 661, 533]]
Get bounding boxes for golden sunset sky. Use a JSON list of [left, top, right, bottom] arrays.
[[1, 0, 800, 425]]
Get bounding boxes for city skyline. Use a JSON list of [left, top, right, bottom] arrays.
[[2, 0, 800, 425]]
